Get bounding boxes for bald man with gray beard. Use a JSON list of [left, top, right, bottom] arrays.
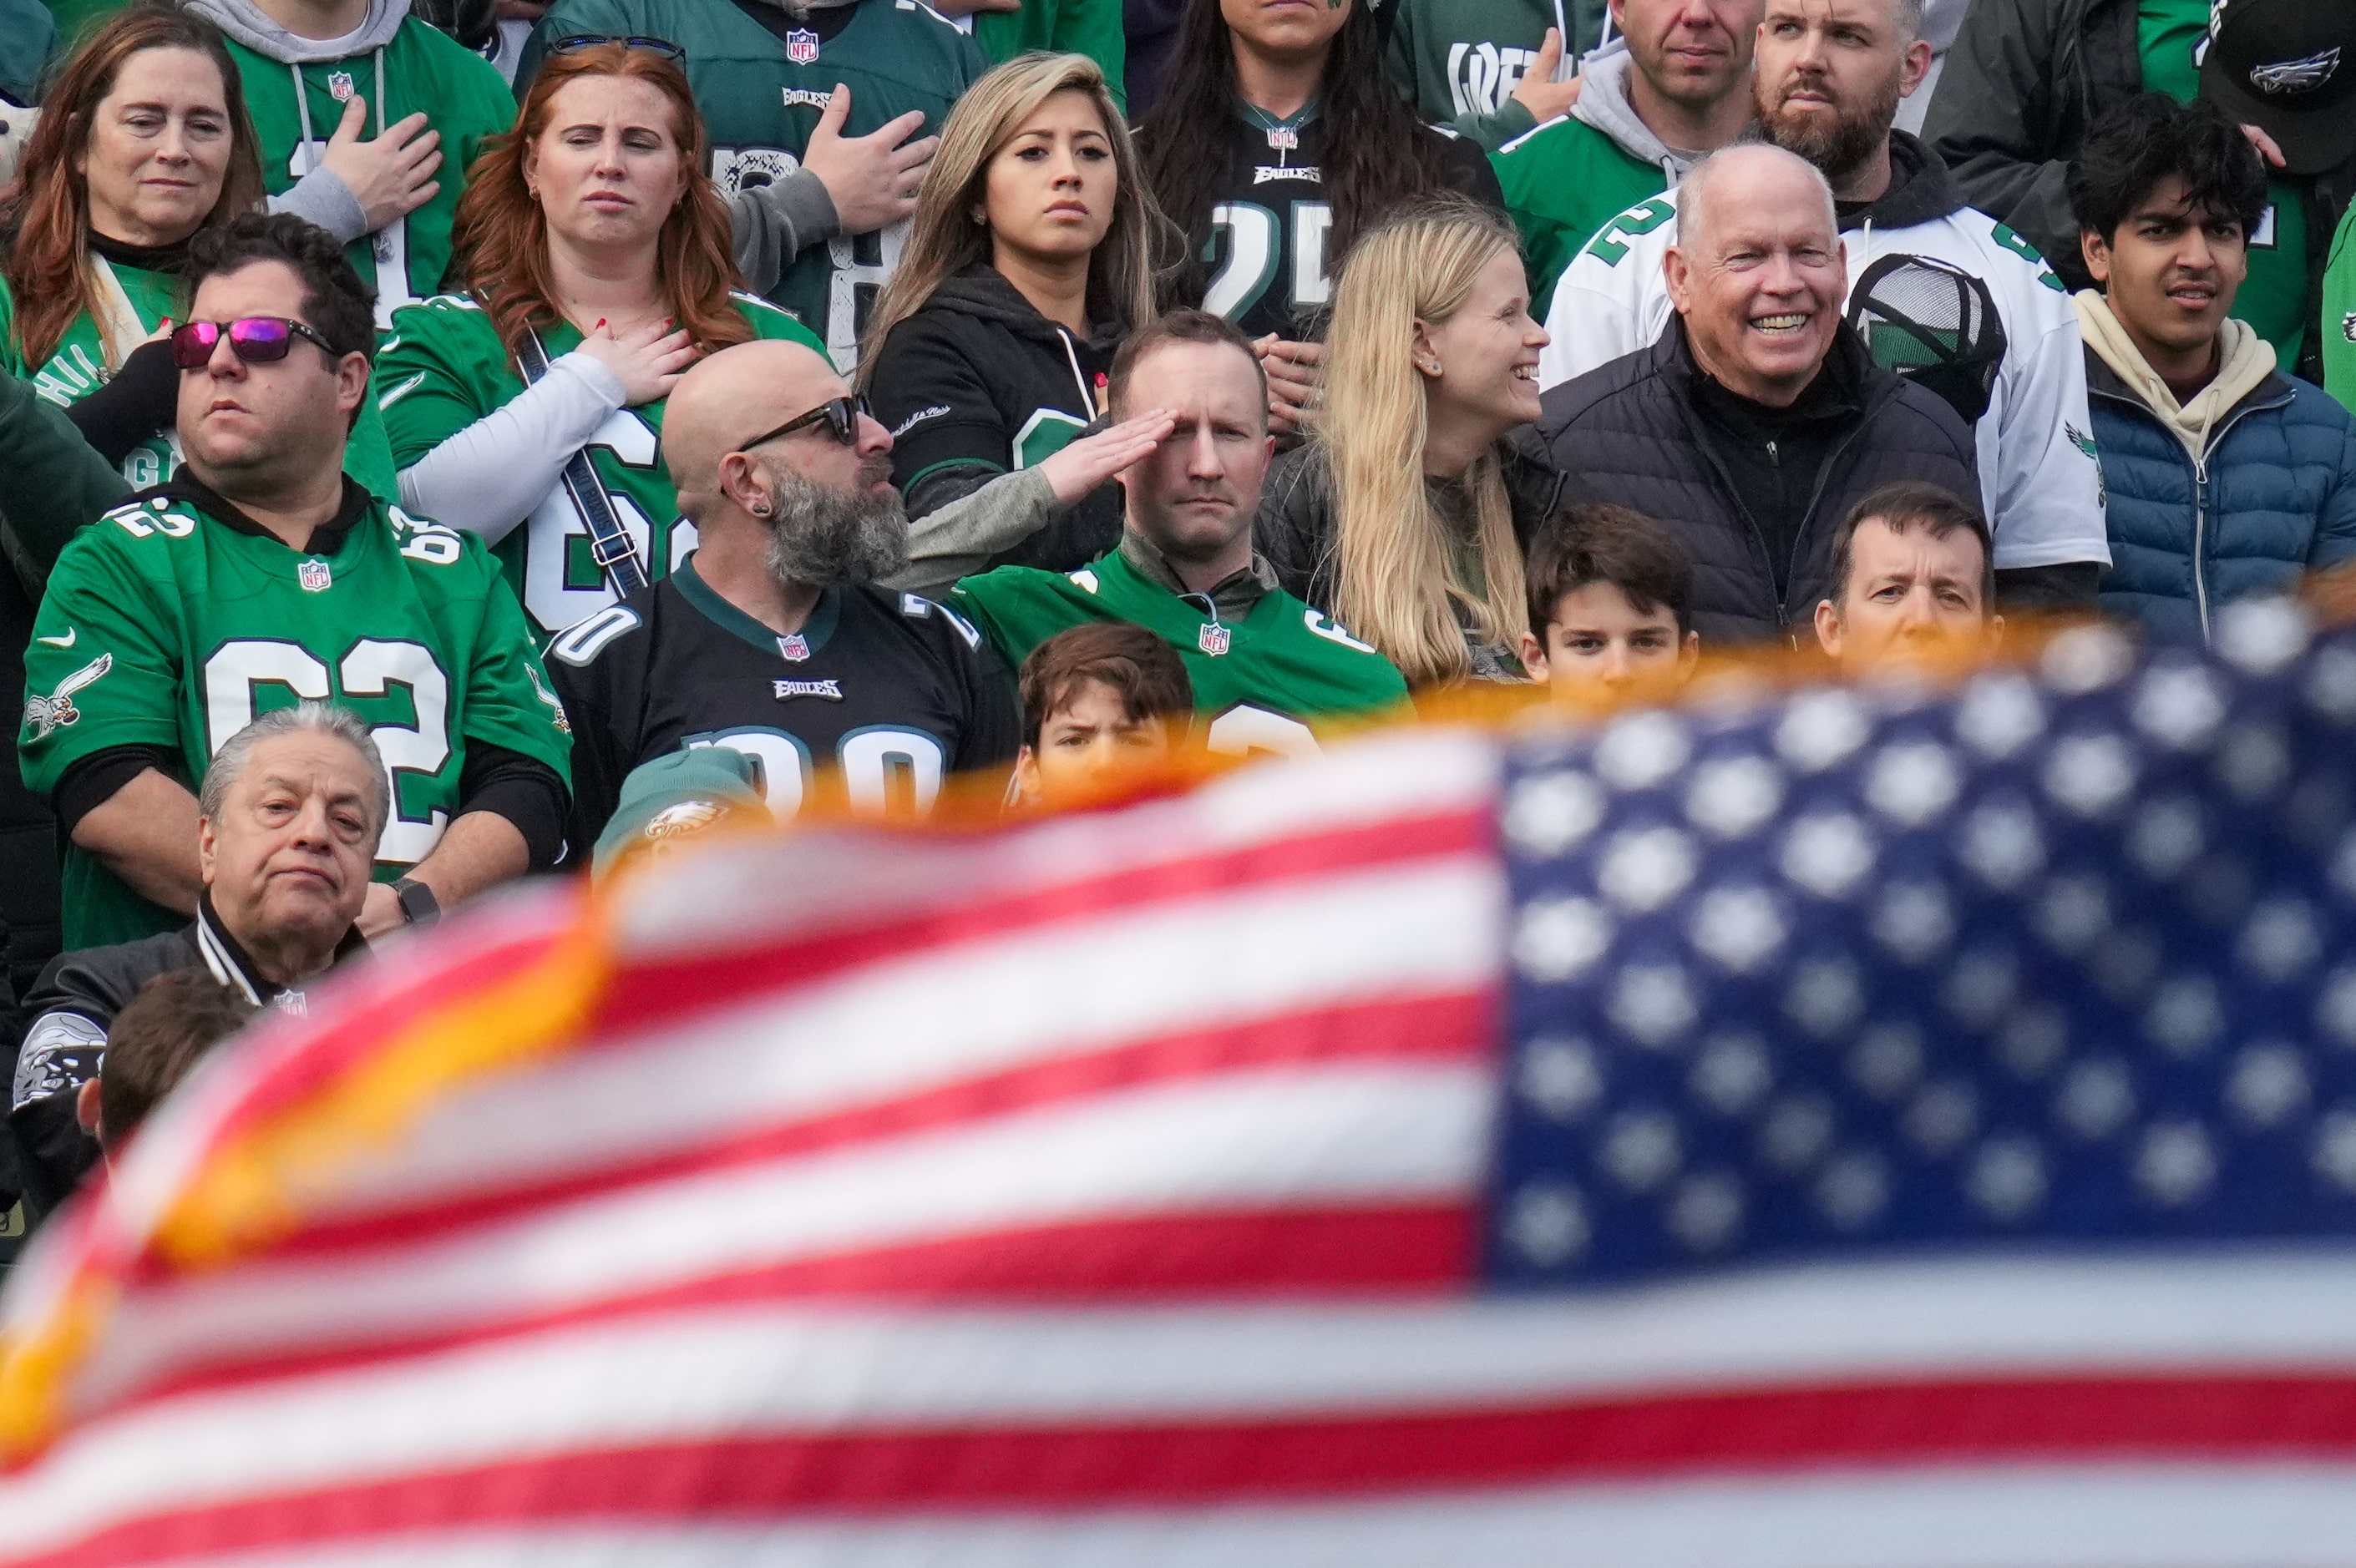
[[543, 339, 1019, 842]]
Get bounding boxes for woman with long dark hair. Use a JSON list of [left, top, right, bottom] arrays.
[[861, 52, 1173, 599], [377, 38, 820, 638], [1137, 0, 1503, 433], [0, 3, 264, 486]]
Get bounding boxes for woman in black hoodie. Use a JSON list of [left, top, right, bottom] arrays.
[[860, 52, 1173, 601]]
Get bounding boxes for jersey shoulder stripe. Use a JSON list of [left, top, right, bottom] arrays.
[[1496, 114, 1574, 156], [894, 0, 964, 30]]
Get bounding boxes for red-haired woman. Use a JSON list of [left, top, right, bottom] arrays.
[[379, 38, 821, 638], [0, 3, 262, 487]]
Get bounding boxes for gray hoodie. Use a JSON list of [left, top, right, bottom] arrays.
[[184, 0, 413, 245], [1568, 43, 1710, 178]]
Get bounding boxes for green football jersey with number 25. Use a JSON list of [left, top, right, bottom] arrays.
[[19, 487, 572, 949], [377, 291, 823, 637]]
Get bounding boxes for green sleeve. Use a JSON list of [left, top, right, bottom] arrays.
[[2323, 200, 2355, 416], [377, 304, 498, 465], [975, 0, 1126, 111], [459, 558, 575, 786], [1454, 99, 1538, 154], [1493, 134, 1578, 321], [741, 295, 828, 352], [18, 520, 177, 797], [0, 366, 131, 587], [946, 570, 1056, 673]]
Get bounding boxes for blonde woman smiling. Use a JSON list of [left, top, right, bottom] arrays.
[[1255, 197, 1559, 685]]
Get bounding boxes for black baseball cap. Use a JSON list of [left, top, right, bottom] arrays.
[[2199, 0, 2356, 176]]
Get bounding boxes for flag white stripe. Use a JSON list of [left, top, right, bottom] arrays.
[[15, 1253, 2356, 1552], [35, 1465, 2356, 1568], [80, 1063, 1492, 1419], [616, 729, 1498, 959], [296, 857, 1502, 1224]]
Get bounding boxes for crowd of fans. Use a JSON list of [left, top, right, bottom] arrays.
[[0, 0, 2353, 1245]]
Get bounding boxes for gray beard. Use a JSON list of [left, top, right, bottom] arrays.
[[759, 464, 911, 590]]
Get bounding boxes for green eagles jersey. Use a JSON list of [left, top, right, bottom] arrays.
[[1491, 114, 1672, 322], [19, 483, 571, 948], [2139, 0, 2310, 371], [228, 23, 514, 332], [521, 0, 988, 370], [376, 290, 822, 636], [0, 264, 404, 498], [949, 546, 1410, 758], [2323, 197, 2355, 416], [974, 0, 1122, 111], [1386, 0, 1608, 151]]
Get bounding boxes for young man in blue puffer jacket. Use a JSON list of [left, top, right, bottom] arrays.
[[2065, 94, 2356, 643]]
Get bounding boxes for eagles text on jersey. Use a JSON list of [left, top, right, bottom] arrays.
[[546, 557, 1020, 838]]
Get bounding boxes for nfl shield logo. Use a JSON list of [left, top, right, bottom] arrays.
[[778, 633, 811, 662], [327, 69, 356, 102], [785, 28, 819, 63], [1198, 622, 1232, 657], [298, 559, 332, 593], [1266, 127, 1299, 150]]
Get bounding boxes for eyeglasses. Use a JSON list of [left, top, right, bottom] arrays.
[[739, 395, 870, 452], [170, 316, 341, 370], [548, 33, 687, 60]]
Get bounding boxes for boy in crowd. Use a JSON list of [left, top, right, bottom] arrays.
[[2066, 94, 2356, 640], [74, 970, 258, 1161], [1517, 502, 1698, 710], [1013, 622, 1193, 807]]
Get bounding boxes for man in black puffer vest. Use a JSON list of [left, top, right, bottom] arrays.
[[1528, 144, 1982, 646]]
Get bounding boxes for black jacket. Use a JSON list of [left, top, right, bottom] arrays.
[[1526, 321, 1984, 645], [6, 896, 364, 1227], [865, 265, 1128, 575]]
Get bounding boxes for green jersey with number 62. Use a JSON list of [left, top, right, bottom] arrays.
[[520, 0, 987, 369], [226, 21, 515, 333], [377, 291, 822, 637], [949, 545, 1411, 759], [19, 479, 572, 948]]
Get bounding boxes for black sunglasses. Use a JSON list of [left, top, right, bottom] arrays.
[[741, 395, 870, 451], [548, 33, 687, 60], [170, 316, 340, 370]]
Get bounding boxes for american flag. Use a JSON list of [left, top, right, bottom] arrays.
[[4, 599, 2356, 1565]]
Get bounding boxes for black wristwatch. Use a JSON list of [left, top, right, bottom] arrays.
[[392, 877, 441, 927]]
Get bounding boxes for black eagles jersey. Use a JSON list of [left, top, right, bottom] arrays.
[[546, 556, 1021, 839], [1146, 104, 1505, 342]]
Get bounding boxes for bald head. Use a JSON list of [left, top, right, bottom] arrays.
[[666, 339, 847, 523], [1675, 144, 1837, 257]]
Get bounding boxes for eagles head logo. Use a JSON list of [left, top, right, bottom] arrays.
[[2067, 422, 2100, 462], [24, 652, 111, 741], [525, 663, 571, 735], [2251, 46, 2341, 95]]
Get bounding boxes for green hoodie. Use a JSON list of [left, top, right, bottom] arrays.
[[1382, 0, 1607, 151], [975, 0, 1124, 111]]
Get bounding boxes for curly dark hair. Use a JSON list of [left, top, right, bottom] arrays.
[[1525, 502, 1695, 637], [186, 210, 377, 362], [2065, 92, 2268, 245], [1139, 0, 1459, 319]]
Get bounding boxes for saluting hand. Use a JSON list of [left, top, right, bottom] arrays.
[[800, 84, 940, 237], [1036, 408, 1178, 505], [318, 95, 443, 233], [574, 318, 699, 407]]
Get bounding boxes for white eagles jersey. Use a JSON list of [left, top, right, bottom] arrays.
[[1538, 194, 2110, 574]]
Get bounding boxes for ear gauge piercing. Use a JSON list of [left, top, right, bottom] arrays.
[[752, 503, 772, 517]]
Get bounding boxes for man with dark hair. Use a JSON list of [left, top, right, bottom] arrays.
[[13, 703, 380, 1224], [1927, 0, 2355, 377], [17, 212, 573, 951], [1530, 146, 1984, 646], [950, 310, 1409, 760], [78, 971, 259, 1157], [2067, 94, 2356, 640], [1015, 620, 1193, 805], [547, 337, 1020, 842], [1812, 480, 2002, 670], [1543, 0, 2110, 610], [1519, 501, 1699, 706]]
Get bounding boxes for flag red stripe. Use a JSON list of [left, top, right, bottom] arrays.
[[590, 809, 1492, 1036], [121, 1206, 1482, 1411], [21, 1374, 2356, 1567], [249, 990, 1497, 1264]]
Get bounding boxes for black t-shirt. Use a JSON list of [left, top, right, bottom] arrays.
[[1150, 102, 1506, 342], [546, 556, 1021, 841]]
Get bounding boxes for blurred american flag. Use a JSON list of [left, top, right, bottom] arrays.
[[4, 600, 2356, 1565]]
